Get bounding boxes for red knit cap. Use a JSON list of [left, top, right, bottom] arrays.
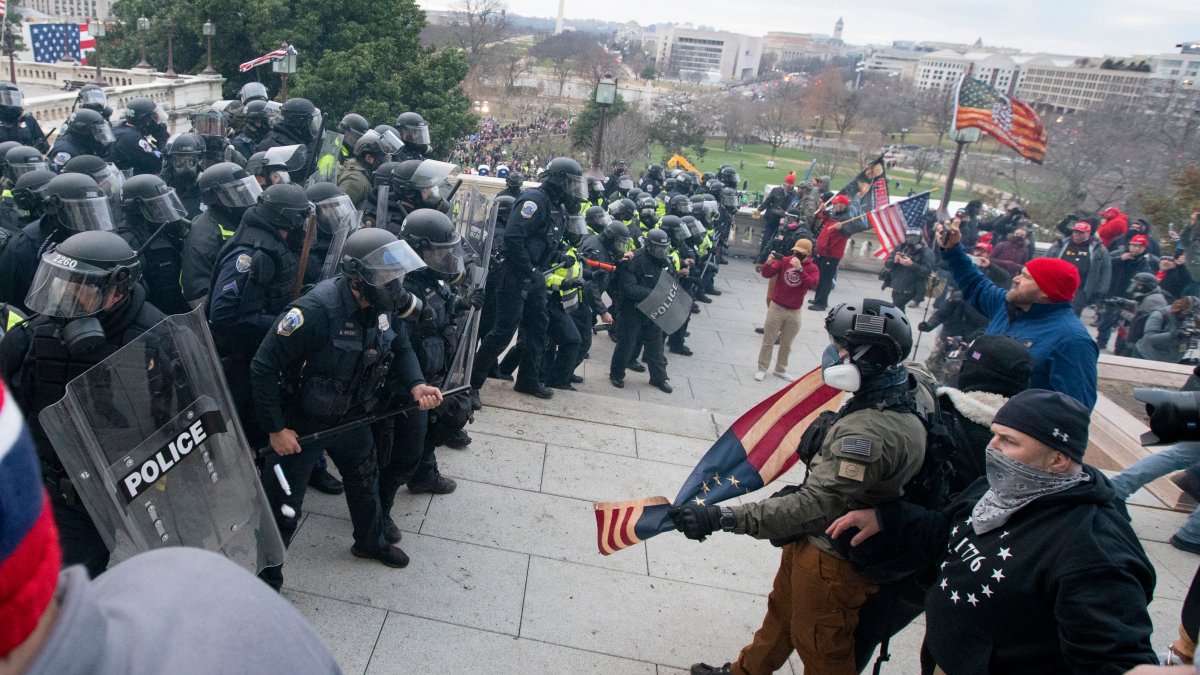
[[1025, 257, 1080, 303], [784, 174, 795, 186]]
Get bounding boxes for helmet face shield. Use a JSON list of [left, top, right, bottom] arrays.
[[309, 109, 324, 139], [91, 122, 116, 147], [215, 175, 262, 209], [10, 156, 48, 178], [170, 153, 201, 173], [78, 88, 106, 107], [411, 160, 460, 189], [375, 129, 403, 156], [400, 123, 430, 147], [421, 236, 466, 278], [191, 111, 227, 137], [0, 88, 23, 108], [564, 174, 588, 201], [358, 239, 426, 287], [25, 249, 128, 318], [52, 195, 116, 233], [135, 188, 188, 223], [314, 194, 355, 234]]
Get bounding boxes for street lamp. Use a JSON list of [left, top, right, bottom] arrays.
[[593, 72, 617, 170], [89, 17, 106, 86], [2, 21, 15, 84], [162, 18, 178, 78], [136, 16, 151, 69], [271, 44, 297, 100], [900, 127, 909, 144], [201, 20, 217, 76]]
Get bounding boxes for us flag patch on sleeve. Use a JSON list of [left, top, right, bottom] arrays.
[[840, 438, 873, 457]]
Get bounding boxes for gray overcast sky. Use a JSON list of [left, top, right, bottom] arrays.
[[419, 0, 1200, 58]]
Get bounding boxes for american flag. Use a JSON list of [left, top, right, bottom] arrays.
[[29, 23, 93, 65], [954, 76, 1048, 164], [594, 367, 844, 555], [239, 44, 296, 73], [867, 192, 931, 260]]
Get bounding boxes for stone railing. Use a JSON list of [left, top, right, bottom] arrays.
[[16, 61, 224, 135]]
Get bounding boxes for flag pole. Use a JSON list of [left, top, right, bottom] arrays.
[[939, 140, 965, 219], [830, 189, 937, 229]]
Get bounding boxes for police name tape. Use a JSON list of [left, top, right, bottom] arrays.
[[254, 384, 473, 458], [120, 410, 227, 504]]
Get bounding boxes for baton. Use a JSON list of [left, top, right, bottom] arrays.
[[291, 214, 318, 300], [444, 177, 465, 203], [256, 385, 471, 458], [592, 323, 612, 334]]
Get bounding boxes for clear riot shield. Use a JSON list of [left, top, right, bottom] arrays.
[[38, 307, 286, 574], [320, 210, 362, 281], [442, 186, 496, 389], [309, 131, 344, 185]]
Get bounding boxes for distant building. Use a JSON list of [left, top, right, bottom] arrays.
[[914, 50, 1020, 95], [21, 0, 112, 19], [862, 48, 922, 80], [833, 17, 843, 42], [762, 29, 845, 64], [642, 26, 762, 82]]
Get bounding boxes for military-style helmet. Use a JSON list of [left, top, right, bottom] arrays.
[[0, 140, 23, 170], [121, 97, 168, 133], [25, 231, 140, 319], [607, 197, 635, 222], [279, 97, 322, 140], [11, 168, 55, 215], [238, 82, 269, 105], [394, 111, 430, 148], [5, 145, 48, 180], [643, 227, 670, 261], [338, 113, 370, 148], [240, 99, 272, 124], [41, 173, 115, 234], [601, 220, 631, 250], [400, 208, 464, 280], [198, 161, 262, 210], [354, 128, 402, 161], [257, 183, 314, 232], [120, 174, 188, 224], [539, 157, 586, 202], [825, 299, 913, 368], [305, 182, 356, 235], [65, 108, 115, 150], [506, 171, 524, 190], [164, 133, 205, 181], [340, 227, 426, 311]]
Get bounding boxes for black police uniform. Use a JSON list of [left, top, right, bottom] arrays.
[[252, 276, 425, 589], [256, 127, 318, 183], [109, 124, 165, 176], [0, 284, 164, 576], [47, 133, 96, 173], [118, 219, 189, 315], [206, 207, 298, 446], [393, 144, 430, 162], [0, 217, 56, 312], [610, 247, 670, 384], [476, 215, 508, 344], [498, 185, 522, 200], [640, 177, 662, 195], [180, 206, 238, 304], [470, 186, 562, 393], [231, 130, 263, 161], [0, 113, 49, 153]]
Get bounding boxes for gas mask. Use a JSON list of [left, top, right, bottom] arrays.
[[820, 342, 862, 392], [60, 316, 107, 356]]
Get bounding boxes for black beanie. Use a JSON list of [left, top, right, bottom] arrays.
[[992, 389, 1090, 463], [955, 335, 1034, 398]]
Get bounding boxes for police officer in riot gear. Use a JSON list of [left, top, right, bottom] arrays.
[[49, 109, 114, 172], [0, 82, 49, 153], [117, 174, 192, 315], [62, 153, 127, 230], [6, 145, 48, 181], [337, 113, 370, 165], [253, 227, 440, 587], [6, 168, 54, 234], [239, 81, 269, 105], [500, 170, 524, 199], [393, 111, 432, 161], [257, 97, 323, 182], [231, 100, 272, 159], [161, 133, 205, 217], [0, 173, 116, 312], [580, 219, 631, 333], [207, 183, 313, 449], [338, 128, 402, 206], [640, 163, 665, 194], [181, 162, 261, 305], [471, 156, 587, 404], [109, 97, 170, 176], [478, 195, 515, 343], [74, 84, 113, 121], [190, 106, 247, 168], [610, 227, 672, 391], [360, 161, 405, 231], [0, 230, 164, 576], [305, 182, 357, 283]]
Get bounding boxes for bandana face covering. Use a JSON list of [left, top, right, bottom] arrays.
[[971, 447, 1088, 534]]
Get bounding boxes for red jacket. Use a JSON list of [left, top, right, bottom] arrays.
[[761, 256, 820, 308], [1097, 212, 1128, 248], [816, 211, 851, 259]]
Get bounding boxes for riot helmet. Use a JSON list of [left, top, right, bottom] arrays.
[[238, 100, 272, 136], [62, 154, 125, 221], [198, 162, 262, 213], [666, 194, 692, 218], [824, 299, 912, 376], [539, 157, 587, 206], [585, 205, 611, 232], [564, 213, 588, 247], [25, 230, 140, 319], [506, 171, 524, 191], [663, 177, 677, 194], [120, 174, 188, 225], [394, 111, 431, 148], [683, 215, 705, 242], [400, 208, 465, 281], [0, 82, 23, 122], [720, 187, 738, 209], [493, 195, 516, 225], [372, 161, 405, 196], [354, 129, 402, 165], [245, 144, 306, 186], [75, 84, 110, 118], [341, 227, 425, 312], [0, 140, 22, 175], [305, 182, 356, 236], [718, 166, 739, 189], [608, 197, 635, 222], [190, 106, 229, 140], [616, 176, 634, 194], [238, 81, 269, 105], [257, 183, 314, 234], [601, 220, 631, 253], [121, 97, 168, 135], [5, 145, 48, 181], [338, 113, 370, 148], [646, 163, 664, 181], [65, 108, 115, 152], [163, 133, 205, 183], [661, 215, 687, 246], [279, 98, 322, 141], [408, 159, 459, 206], [636, 194, 657, 220], [643, 228, 670, 262], [627, 187, 643, 203], [11, 168, 55, 217], [42, 173, 116, 234]]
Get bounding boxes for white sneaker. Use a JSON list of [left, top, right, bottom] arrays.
[[774, 372, 797, 382], [754, 371, 766, 381]]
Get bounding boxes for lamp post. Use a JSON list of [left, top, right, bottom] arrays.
[[89, 17, 106, 86], [162, 18, 178, 78], [593, 72, 617, 171], [201, 19, 217, 76], [854, 61, 866, 89], [899, 127, 909, 144], [271, 45, 296, 100], [3, 22, 15, 84], [136, 16, 151, 69]]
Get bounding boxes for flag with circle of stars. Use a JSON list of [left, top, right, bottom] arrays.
[[937, 515, 1014, 608], [30, 24, 84, 64], [594, 367, 844, 555]]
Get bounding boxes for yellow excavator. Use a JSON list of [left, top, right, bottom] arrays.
[[666, 153, 699, 176]]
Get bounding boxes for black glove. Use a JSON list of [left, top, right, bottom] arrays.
[[469, 287, 486, 309], [420, 304, 436, 324], [668, 503, 721, 541], [560, 277, 584, 291], [917, 321, 931, 332]]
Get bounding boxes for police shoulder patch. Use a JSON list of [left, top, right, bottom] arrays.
[[52, 152, 71, 167], [377, 313, 391, 332], [235, 253, 253, 273], [138, 138, 154, 153], [520, 201, 538, 219], [277, 308, 304, 336]]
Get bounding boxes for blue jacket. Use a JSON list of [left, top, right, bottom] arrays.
[[945, 243, 1098, 410]]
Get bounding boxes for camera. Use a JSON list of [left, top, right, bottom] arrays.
[[1135, 389, 1200, 445]]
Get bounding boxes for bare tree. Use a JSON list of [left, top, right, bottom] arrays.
[[446, 0, 509, 71], [717, 96, 755, 150], [577, 110, 650, 168], [919, 86, 956, 146], [577, 44, 619, 87], [494, 43, 530, 91], [754, 84, 805, 157], [910, 148, 943, 186]]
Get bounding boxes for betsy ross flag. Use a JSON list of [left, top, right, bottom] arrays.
[[594, 367, 843, 555], [239, 44, 296, 73], [954, 76, 1048, 164], [29, 23, 94, 64], [868, 192, 931, 260]]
